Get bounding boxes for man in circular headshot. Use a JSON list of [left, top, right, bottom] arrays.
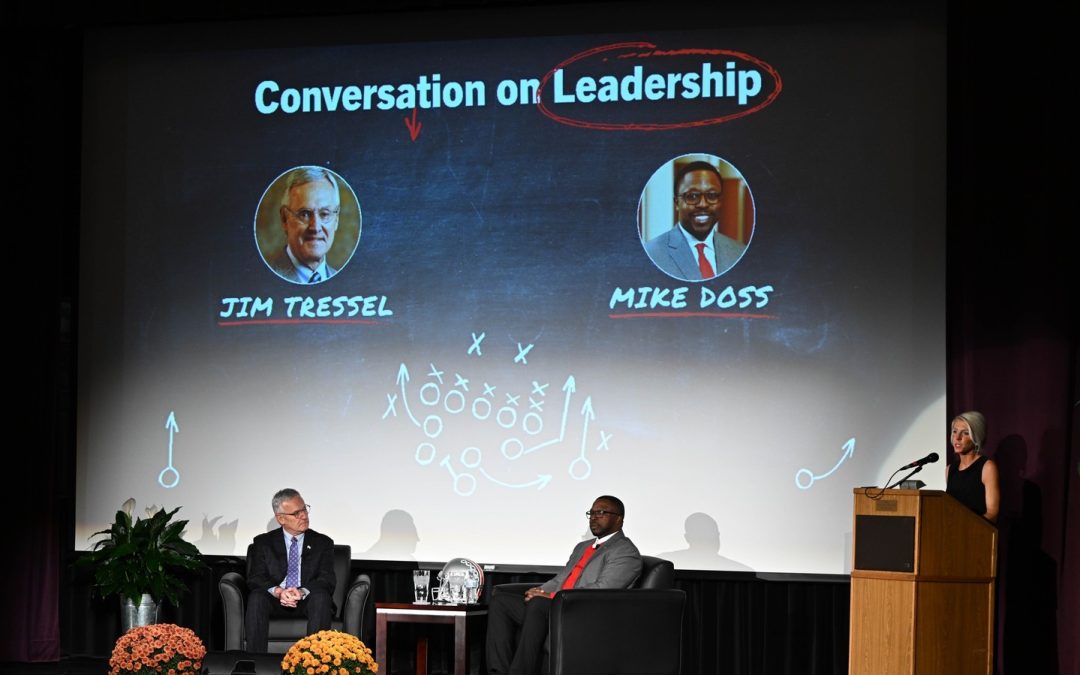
[[257, 166, 361, 284], [642, 159, 750, 281]]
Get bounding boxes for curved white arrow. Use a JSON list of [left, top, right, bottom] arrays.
[[795, 438, 855, 490]]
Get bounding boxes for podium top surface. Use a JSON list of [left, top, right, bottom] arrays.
[[851, 488, 944, 497], [851, 487, 997, 578]]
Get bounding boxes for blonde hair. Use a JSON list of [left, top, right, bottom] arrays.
[[953, 411, 987, 453]]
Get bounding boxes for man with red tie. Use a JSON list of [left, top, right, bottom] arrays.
[[244, 488, 336, 652], [486, 495, 642, 675], [644, 161, 747, 281]]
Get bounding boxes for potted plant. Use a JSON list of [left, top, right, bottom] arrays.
[[281, 630, 379, 675], [108, 623, 206, 675], [80, 505, 206, 632]]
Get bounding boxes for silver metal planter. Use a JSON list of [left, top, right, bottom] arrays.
[[120, 594, 160, 632]]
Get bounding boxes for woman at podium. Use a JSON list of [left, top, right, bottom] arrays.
[[946, 411, 1000, 523]]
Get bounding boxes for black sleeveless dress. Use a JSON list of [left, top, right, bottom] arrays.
[[947, 455, 988, 517]]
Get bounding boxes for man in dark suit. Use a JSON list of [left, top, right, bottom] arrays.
[[486, 495, 642, 675], [244, 488, 336, 652]]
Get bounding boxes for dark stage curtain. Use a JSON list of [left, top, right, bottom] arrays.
[[6, 8, 79, 662], [677, 574, 849, 675], [948, 2, 1076, 673]]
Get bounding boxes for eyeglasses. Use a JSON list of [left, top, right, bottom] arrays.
[[280, 505, 311, 518], [585, 510, 621, 519], [678, 190, 722, 205], [284, 206, 339, 225]]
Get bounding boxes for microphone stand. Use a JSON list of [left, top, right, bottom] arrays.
[[887, 465, 923, 489]]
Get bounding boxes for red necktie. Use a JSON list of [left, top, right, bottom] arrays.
[[695, 242, 715, 278], [561, 544, 599, 590]]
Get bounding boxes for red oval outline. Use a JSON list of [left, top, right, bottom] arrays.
[[536, 42, 783, 131]]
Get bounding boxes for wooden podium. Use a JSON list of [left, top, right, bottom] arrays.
[[849, 489, 997, 675]]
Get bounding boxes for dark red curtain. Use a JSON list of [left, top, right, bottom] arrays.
[[948, 4, 1076, 673]]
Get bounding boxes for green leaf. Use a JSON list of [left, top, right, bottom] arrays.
[[75, 505, 206, 604]]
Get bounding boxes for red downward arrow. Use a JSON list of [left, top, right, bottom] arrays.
[[404, 107, 422, 141]]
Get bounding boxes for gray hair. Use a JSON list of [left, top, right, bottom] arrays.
[[272, 488, 301, 513], [279, 166, 340, 208]]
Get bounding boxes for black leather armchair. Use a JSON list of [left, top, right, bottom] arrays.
[[492, 555, 685, 675], [219, 544, 372, 653]]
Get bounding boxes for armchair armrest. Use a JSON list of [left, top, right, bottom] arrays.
[[492, 583, 535, 599], [549, 588, 686, 675], [219, 571, 247, 651], [342, 573, 372, 640]]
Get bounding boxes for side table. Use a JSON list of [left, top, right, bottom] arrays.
[[375, 602, 488, 675]]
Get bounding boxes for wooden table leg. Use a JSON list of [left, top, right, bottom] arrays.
[[454, 614, 467, 675], [376, 613, 388, 674], [416, 635, 428, 675]]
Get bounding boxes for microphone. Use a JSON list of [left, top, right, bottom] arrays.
[[899, 452, 939, 471]]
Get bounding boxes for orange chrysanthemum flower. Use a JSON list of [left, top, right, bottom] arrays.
[[108, 624, 206, 675], [282, 631, 378, 675]]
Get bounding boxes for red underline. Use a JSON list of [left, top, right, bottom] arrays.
[[217, 318, 387, 326], [608, 312, 778, 320]]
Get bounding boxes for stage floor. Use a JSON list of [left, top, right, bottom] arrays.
[[0, 658, 108, 674]]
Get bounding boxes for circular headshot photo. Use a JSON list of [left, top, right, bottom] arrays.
[[254, 166, 362, 284], [638, 154, 755, 282]]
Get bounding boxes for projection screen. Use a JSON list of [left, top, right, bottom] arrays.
[[76, 10, 945, 575]]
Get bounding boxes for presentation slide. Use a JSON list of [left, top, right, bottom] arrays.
[[76, 15, 945, 574]]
